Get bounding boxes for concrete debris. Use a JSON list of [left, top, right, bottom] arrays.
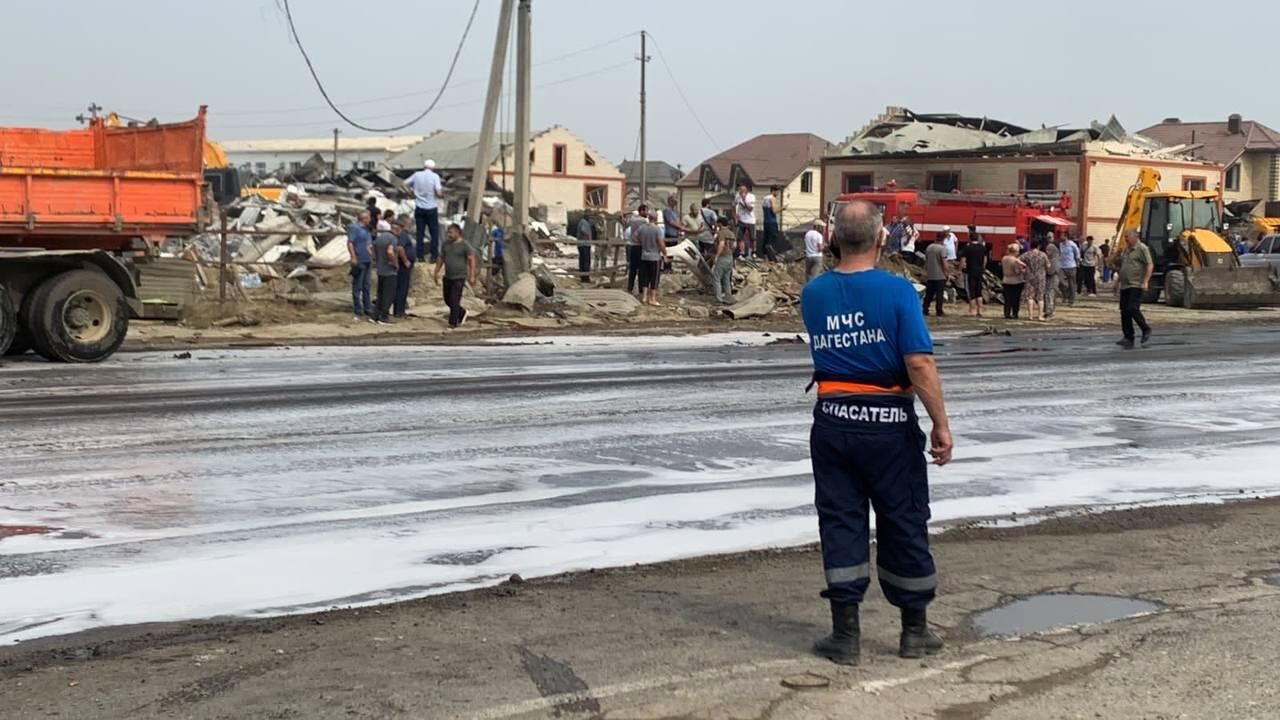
[[724, 290, 777, 319], [556, 289, 642, 316], [503, 273, 538, 312]]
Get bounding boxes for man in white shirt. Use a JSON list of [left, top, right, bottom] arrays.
[[733, 183, 757, 258], [405, 159, 444, 262], [804, 219, 827, 280], [940, 226, 958, 262]]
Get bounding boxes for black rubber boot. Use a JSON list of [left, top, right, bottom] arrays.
[[812, 601, 860, 666], [899, 607, 944, 659]]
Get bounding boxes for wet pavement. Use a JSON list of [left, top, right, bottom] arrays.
[[2, 326, 1280, 642]]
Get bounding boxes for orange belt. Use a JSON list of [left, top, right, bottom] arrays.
[[816, 381, 913, 397]]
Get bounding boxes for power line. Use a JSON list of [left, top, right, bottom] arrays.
[[214, 61, 634, 131], [204, 31, 641, 119], [279, 0, 481, 133], [644, 33, 719, 152]]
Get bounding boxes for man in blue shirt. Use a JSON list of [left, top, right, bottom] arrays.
[[346, 210, 374, 319], [800, 200, 953, 666], [488, 214, 505, 279], [1058, 235, 1081, 306], [576, 213, 594, 283], [405, 159, 444, 262], [661, 196, 689, 240]]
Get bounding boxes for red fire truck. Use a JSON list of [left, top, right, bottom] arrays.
[[829, 187, 1076, 261]]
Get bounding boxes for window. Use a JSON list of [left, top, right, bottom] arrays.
[[1225, 163, 1241, 191], [1182, 176, 1206, 191], [702, 170, 721, 192], [362, 161, 376, 170], [289, 161, 302, 171], [553, 144, 567, 174], [927, 171, 961, 193], [800, 171, 814, 194], [1020, 170, 1056, 192], [351, 160, 360, 170], [584, 152, 596, 167], [584, 184, 608, 209], [254, 162, 266, 174], [842, 172, 874, 193]]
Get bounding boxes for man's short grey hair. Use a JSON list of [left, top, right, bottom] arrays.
[[832, 200, 884, 255]]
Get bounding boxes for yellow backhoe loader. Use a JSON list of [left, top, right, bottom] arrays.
[[1113, 168, 1280, 308]]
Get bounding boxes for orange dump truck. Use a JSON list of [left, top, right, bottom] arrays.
[[0, 108, 206, 362]]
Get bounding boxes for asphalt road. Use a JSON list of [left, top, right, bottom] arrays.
[[2, 326, 1280, 642]]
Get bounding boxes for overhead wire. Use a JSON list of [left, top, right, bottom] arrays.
[[279, 0, 481, 132], [644, 32, 719, 152], [211, 30, 639, 119], [216, 61, 634, 131]]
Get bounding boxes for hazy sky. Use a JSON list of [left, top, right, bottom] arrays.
[[1, 1, 1272, 169]]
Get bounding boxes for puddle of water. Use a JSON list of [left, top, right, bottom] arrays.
[[1264, 573, 1280, 588], [969, 593, 1160, 638]]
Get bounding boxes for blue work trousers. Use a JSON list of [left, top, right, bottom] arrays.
[[810, 397, 937, 609]]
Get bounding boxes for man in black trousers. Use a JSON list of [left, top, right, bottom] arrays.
[[1114, 229, 1153, 349]]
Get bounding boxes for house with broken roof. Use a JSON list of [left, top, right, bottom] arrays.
[[676, 133, 834, 228], [390, 126, 624, 214], [618, 160, 682, 209], [821, 107, 1221, 241], [1139, 114, 1280, 204]]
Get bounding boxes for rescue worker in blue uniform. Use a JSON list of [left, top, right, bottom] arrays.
[[799, 200, 954, 665]]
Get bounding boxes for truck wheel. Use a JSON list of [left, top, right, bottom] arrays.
[[26, 270, 129, 363], [1165, 269, 1186, 308], [4, 332, 32, 356], [0, 283, 15, 356]]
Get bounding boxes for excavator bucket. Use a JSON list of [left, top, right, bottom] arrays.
[[1185, 266, 1280, 308]]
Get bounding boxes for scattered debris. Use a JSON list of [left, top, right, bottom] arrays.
[[725, 291, 778, 319], [781, 672, 831, 690], [211, 314, 260, 328]]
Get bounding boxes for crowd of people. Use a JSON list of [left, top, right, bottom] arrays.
[[903, 220, 1156, 348], [612, 183, 822, 308], [346, 159, 482, 330]]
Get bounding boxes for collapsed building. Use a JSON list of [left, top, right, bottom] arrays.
[[821, 107, 1223, 241]]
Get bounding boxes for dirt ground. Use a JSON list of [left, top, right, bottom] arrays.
[[125, 259, 1280, 352], [3, 498, 1278, 720]]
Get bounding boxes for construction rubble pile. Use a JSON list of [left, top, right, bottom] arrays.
[[164, 167, 418, 287]]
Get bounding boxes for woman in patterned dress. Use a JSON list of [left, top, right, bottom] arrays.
[[1021, 240, 1049, 321]]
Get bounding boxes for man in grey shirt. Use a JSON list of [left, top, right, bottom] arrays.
[[372, 220, 400, 324], [635, 213, 666, 306], [626, 205, 649, 295], [922, 240, 948, 316]]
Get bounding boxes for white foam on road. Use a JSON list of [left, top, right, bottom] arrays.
[[2, 335, 1280, 643]]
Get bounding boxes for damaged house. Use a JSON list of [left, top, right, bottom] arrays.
[[821, 107, 1222, 241], [390, 126, 624, 215]]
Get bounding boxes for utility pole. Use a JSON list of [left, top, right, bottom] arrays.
[[638, 31, 649, 205], [331, 128, 340, 178], [507, 0, 533, 283], [465, 0, 515, 252]]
